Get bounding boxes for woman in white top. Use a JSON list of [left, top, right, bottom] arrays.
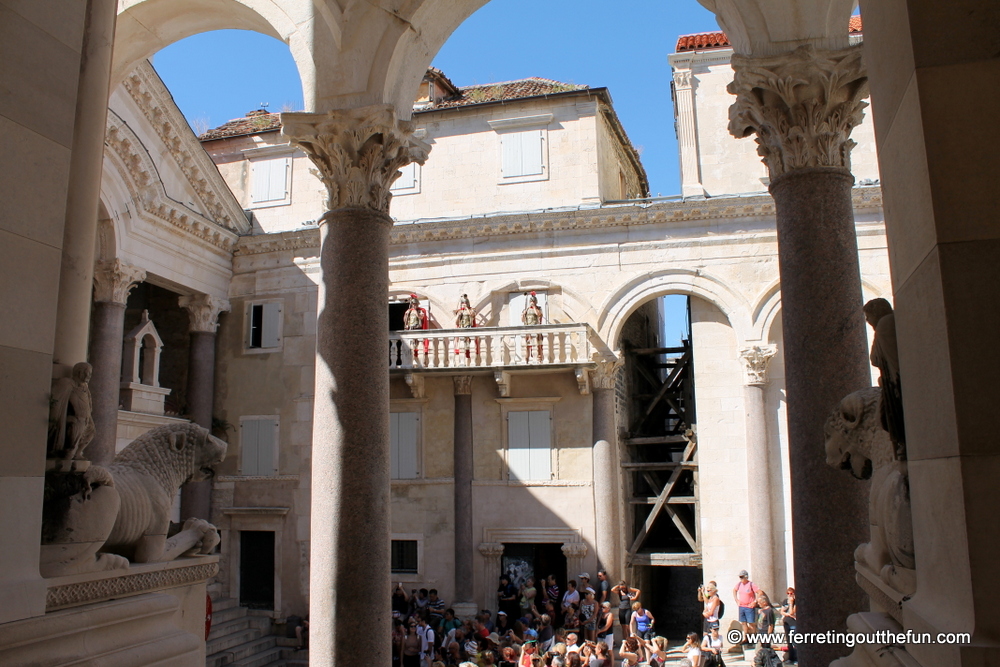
[[681, 632, 702, 667], [701, 583, 721, 633], [701, 626, 724, 667]]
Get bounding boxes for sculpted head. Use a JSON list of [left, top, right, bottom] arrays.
[[114, 423, 227, 484], [863, 298, 893, 328], [824, 391, 875, 480], [177, 426, 228, 482]]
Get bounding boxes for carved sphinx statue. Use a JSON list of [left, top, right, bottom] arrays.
[[824, 388, 916, 595], [41, 423, 227, 577]]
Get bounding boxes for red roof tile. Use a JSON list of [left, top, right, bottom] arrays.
[[676, 15, 863, 52], [199, 108, 280, 141]]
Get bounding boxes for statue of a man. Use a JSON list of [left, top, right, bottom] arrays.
[[454, 294, 476, 329], [521, 291, 543, 326], [863, 298, 905, 455], [49, 362, 97, 460], [403, 294, 428, 331]]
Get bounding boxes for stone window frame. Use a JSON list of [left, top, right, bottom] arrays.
[[390, 533, 425, 583], [496, 397, 561, 484], [243, 298, 284, 354], [243, 144, 295, 209], [488, 114, 553, 185]]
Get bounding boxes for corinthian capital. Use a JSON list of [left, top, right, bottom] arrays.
[[591, 352, 623, 391], [178, 294, 231, 333], [281, 104, 430, 214], [92, 259, 146, 305], [728, 44, 868, 180], [740, 345, 777, 386]]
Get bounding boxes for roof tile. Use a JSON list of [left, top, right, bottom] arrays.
[[676, 15, 863, 52]]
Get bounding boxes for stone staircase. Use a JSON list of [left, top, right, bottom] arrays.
[[207, 592, 308, 667]]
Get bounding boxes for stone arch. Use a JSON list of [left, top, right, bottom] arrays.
[[387, 288, 450, 328], [476, 279, 597, 328], [113, 0, 315, 101], [599, 269, 752, 348]]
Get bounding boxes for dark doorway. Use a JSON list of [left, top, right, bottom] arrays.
[[501, 543, 567, 599], [389, 302, 408, 331], [240, 530, 275, 610]]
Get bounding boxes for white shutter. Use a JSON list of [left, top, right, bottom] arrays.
[[508, 411, 532, 481], [390, 412, 401, 479], [501, 132, 524, 177], [397, 412, 418, 479], [392, 162, 417, 191], [242, 419, 260, 475], [251, 158, 289, 203], [528, 410, 551, 480], [256, 419, 277, 476], [519, 130, 544, 176], [262, 302, 281, 348]]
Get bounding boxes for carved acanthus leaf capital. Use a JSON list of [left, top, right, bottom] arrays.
[[561, 542, 588, 559], [728, 44, 868, 180], [740, 345, 777, 386], [178, 294, 231, 333], [93, 259, 146, 305], [591, 352, 623, 391], [281, 105, 430, 214], [453, 375, 473, 396], [673, 69, 693, 89], [478, 542, 505, 559]]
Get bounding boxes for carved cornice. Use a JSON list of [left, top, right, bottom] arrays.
[[591, 353, 623, 391], [478, 542, 505, 559], [232, 188, 883, 257], [121, 62, 248, 233], [105, 111, 239, 252], [740, 345, 777, 386], [728, 44, 869, 180], [93, 259, 146, 304], [178, 294, 231, 333], [281, 105, 430, 214], [46, 560, 219, 611], [453, 375, 473, 395]]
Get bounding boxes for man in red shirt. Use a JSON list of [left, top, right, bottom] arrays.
[[732, 570, 760, 644]]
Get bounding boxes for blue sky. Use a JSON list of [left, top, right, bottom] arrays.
[[153, 0, 720, 198]]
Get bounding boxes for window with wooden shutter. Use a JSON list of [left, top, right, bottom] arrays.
[[247, 301, 282, 351], [250, 158, 290, 205], [241, 417, 278, 476], [501, 130, 545, 178], [507, 410, 551, 481], [390, 412, 419, 479]]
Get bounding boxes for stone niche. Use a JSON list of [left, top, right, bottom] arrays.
[[120, 310, 171, 414]]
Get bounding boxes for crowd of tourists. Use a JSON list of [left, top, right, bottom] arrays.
[[390, 569, 797, 667]]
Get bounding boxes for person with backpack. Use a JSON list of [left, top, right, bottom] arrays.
[[699, 582, 722, 632]]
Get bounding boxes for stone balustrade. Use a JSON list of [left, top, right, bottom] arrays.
[[389, 323, 593, 370]]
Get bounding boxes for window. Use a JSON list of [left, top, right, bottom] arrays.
[[250, 157, 290, 206], [508, 291, 547, 326], [391, 540, 419, 573], [390, 412, 419, 479], [501, 130, 545, 179], [246, 301, 282, 351], [240, 417, 278, 476], [507, 410, 551, 481], [390, 162, 420, 195]]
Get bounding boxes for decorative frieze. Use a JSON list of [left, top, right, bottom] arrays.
[[728, 44, 868, 179], [46, 560, 219, 611], [281, 105, 430, 214], [92, 259, 146, 305], [740, 345, 777, 386], [178, 293, 231, 333]]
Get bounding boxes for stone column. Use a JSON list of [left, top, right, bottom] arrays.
[[281, 105, 428, 667], [672, 67, 705, 198], [561, 542, 588, 584], [88, 259, 145, 465], [479, 542, 505, 614], [591, 355, 622, 577], [739, 345, 777, 596], [178, 294, 230, 521], [728, 45, 872, 664], [453, 375, 475, 608], [52, 0, 119, 369]]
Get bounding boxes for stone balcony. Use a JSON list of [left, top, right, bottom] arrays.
[[389, 323, 602, 396]]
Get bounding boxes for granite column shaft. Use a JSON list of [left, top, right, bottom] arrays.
[[453, 376, 474, 603], [179, 330, 218, 520], [87, 300, 127, 465], [592, 386, 618, 577], [743, 382, 775, 596]]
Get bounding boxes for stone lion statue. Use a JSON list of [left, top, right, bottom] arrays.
[[824, 388, 916, 595], [41, 423, 227, 576]]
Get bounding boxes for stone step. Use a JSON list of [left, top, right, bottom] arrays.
[[213, 604, 250, 625], [207, 627, 263, 655], [208, 615, 270, 643], [212, 596, 240, 613], [230, 645, 284, 667], [207, 636, 277, 667]]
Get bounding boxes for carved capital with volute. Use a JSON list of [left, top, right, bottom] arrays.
[[92, 259, 146, 305], [178, 294, 231, 333], [478, 542, 505, 560], [728, 44, 868, 180], [280, 104, 430, 214], [591, 352, 623, 391], [740, 345, 777, 386]]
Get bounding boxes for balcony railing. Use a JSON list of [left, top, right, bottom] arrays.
[[389, 323, 593, 370]]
